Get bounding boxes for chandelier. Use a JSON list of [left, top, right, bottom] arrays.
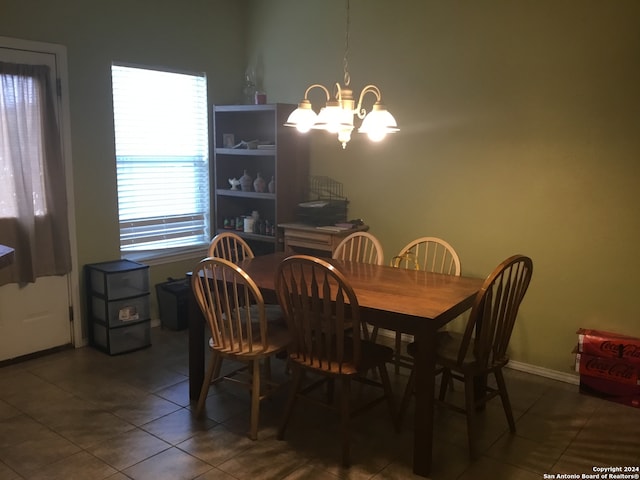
[[284, 0, 399, 149]]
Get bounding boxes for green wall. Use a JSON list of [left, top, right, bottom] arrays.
[[2, 0, 639, 375], [247, 0, 640, 373]]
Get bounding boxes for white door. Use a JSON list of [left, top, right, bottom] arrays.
[[0, 38, 79, 362]]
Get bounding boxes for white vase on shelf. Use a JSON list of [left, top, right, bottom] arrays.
[[239, 170, 253, 192], [253, 173, 266, 193]]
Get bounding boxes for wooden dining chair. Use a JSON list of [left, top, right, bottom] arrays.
[[208, 231, 254, 263], [191, 256, 291, 440], [398, 254, 533, 459], [209, 231, 283, 324], [333, 231, 384, 340], [274, 255, 397, 468], [391, 236, 461, 273], [374, 236, 461, 374], [332, 231, 385, 266]]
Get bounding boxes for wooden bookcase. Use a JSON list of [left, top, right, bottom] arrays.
[[212, 104, 309, 254]]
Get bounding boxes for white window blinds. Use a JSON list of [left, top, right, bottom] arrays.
[[111, 64, 209, 252]]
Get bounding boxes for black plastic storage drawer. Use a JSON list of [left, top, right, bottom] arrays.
[[85, 259, 151, 355], [88, 259, 149, 299], [91, 293, 151, 327], [92, 320, 151, 355]]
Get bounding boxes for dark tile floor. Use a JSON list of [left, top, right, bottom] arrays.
[[0, 327, 638, 480]]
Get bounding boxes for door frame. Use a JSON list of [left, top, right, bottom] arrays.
[[1, 35, 83, 347]]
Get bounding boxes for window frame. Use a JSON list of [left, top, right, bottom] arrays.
[[111, 62, 211, 262]]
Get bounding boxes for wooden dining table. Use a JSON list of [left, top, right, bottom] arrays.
[[187, 252, 484, 477]]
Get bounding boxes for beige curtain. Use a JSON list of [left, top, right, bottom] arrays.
[[0, 62, 71, 286]]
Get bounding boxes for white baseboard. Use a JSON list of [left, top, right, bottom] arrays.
[[506, 359, 579, 385], [373, 328, 579, 385]]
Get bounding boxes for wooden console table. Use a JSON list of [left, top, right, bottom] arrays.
[[279, 223, 368, 257]]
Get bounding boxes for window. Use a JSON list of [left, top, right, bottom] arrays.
[[111, 64, 209, 253]]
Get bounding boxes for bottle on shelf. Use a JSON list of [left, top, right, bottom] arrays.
[[240, 170, 253, 192], [253, 173, 266, 193]]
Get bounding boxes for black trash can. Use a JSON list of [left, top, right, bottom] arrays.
[[155, 277, 190, 330]]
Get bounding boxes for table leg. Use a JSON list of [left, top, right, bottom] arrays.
[[412, 327, 436, 477], [188, 287, 205, 402]]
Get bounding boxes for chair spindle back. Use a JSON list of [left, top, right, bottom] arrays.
[[459, 254, 533, 368], [192, 257, 267, 356], [208, 232, 254, 264], [392, 236, 461, 275], [275, 255, 362, 374]]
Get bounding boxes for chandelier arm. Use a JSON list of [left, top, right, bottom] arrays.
[[355, 84, 382, 119], [304, 84, 331, 101], [334, 82, 343, 103]]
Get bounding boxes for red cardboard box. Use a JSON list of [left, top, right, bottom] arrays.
[[579, 374, 640, 408], [575, 352, 640, 386], [575, 328, 640, 408], [576, 328, 640, 365]]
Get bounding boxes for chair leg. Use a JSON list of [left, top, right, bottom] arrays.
[[370, 325, 379, 342], [264, 357, 272, 382], [196, 352, 218, 416], [397, 367, 415, 431], [278, 366, 303, 440], [327, 378, 336, 404], [377, 361, 399, 432], [212, 354, 223, 383], [494, 369, 516, 432], [394, 332, 402, 375], [361, 322, 371, 341], [473, 374, 488, 412], [340, 376, 351, 468], [439, 368, 451, 401], [249, 359, 261, 440], [464, 374, 478, 460]]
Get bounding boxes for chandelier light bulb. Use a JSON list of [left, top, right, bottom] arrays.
[[358, 103, 398, 142], [367, 130, 386, 142]]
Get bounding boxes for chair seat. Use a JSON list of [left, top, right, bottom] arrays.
[[407, 332, 503, 372], [208, 323, 290, 358], [229, 303, 286, 327], [248, 303, 287, 327], [290, 339, 393, 376], [407, 331, 474, 364]]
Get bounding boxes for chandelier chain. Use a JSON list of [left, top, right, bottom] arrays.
[[343, 0, 351, 87]]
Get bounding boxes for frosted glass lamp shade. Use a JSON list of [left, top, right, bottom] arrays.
[[358, 104, 399, 142], [284, 101, 318, 133]]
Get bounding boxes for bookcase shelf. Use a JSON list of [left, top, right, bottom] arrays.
[[213, 104, 309, 254]]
